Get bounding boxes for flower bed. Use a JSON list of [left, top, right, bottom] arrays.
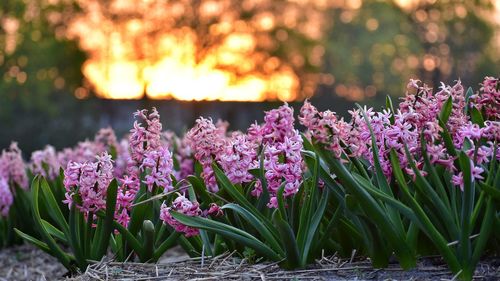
[[1, 77, 498, 281]]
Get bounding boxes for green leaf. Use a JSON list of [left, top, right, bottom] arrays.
[[212, 163, 279, 239], [256, 149, 270, 211], [458, 152, 474, 265], [327, 156, 415, 269], [272, 210, 300, 269], [301, 188, 329, 265], [129, 192, 150, 236], [388, 151, 460, 273], [405, 146, 458, 240], [222, 203, 284, 255], [357, 105, 405, 238], [32, 177, 74, 271], [68, 203, 86, 270], [153, 231, 181, 261], [480, 183, 500, 201], [141, 220, 155, 262], [439, 96, 453, 124], [39, 178, 70, 235], [171, 212, 281, 261], [386, 96, 396, 124], [470, 107, 484, 126], [14, 228, 51, 254], [187, 176, 212, 205], [113, 221, 145, 260], [92, 179, 118, 260], [41, 220, 66, 243]]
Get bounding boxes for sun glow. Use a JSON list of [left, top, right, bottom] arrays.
[[67, 0, 310, 101]]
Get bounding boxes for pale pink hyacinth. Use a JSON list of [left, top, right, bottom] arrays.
[[129, 108, 162, 165], [218, 133, 258, 185], [57, 140, 105, 166], [263, 131, 304, 208], [94, 127, 118, 149], [0, 142, 28, 190], [140, 146, 175, 192], [0, 177, 13, 217], [299, 100, 351, 157], [30, 145, 60, 180], [470, 77, 499, 120], [299, 78, 499, 184], [159, 195, 201, 237], [185, 117, 226, 192], [114, 175, 139, 227], [162, 132, 194, 182], [248, 104, 304, 207], [63, 152, 114, 215], [261, 104, 297, 144]]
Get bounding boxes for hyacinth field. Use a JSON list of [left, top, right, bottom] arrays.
[[0, 77, 498, 280]]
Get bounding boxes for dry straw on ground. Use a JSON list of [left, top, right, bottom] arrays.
[[74, 250, 499, 281], [1, 245, 498, 280]]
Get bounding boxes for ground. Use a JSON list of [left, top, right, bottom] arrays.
[[0, 245, 498, 280]]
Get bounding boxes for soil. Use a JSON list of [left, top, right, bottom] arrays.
[[0, 245, 498, 280]]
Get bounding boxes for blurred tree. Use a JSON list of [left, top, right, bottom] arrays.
[[65, 0, 329, 101], [0, 0, 91, 154], [318, 0, 499, 105]]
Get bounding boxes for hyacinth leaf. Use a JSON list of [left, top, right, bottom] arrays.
[[129, 192, 150, 236], [92, 179, 117, 259], [171, 211, 282, 261], [141, 220, 155, 262], [357, 104, 406, 236], [302, 151, 344, 204], [388, 150, 461, 274], [464, 87, 474, 114], [470, 197, 495, 271], [112, 220, 145, 260], [68, 203, 86, 270], [153, 231, 180, 261], [297, 153, 326, 263], [290, 184, 304, 231], [276, 183, 287, 221], [222, 203, 284, 256], [301, 188, 329, 265], [199, 230, 214, 257], [458, 152, 473, 266], [256, 149, 270, 211], [187, 176, 212, 205], [296, 180, 312, 255], [41, 219, 66, 243], [326, 157, 416, 269], [351, 174, 416, 223], [438, 119, 458, 158], [31, 177, 74, 271], [386, 96, 396, 124], [14, 228, 51, 254], [485, 145, 498, 186], [439, 96, 453, 124], [356, 104, 391, 194], [480, 183, 500, 202], [470, 107, 484, 126], [272, 209, 301, 269], [313, 205, 342, 256], [178, 235, 201, 258], [39, 178, 70, 236], [403, 146, 458, 239], [420, 134, 451, 210], [212, 163, 278, 239]]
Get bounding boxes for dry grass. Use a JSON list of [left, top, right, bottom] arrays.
[[1, 245, 498, 280], [73, 251, 499, 281]]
